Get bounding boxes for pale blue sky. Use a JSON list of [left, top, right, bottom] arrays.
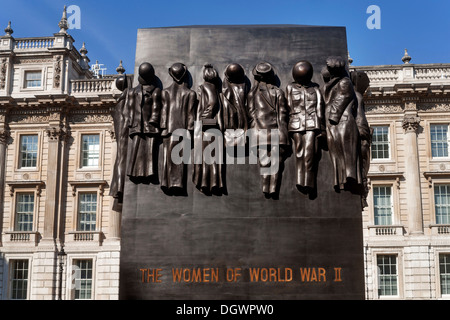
[[1, 0, 448, 75]]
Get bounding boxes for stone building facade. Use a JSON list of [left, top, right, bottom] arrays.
[[1, 8, 450, 299], [0, 9, 123, 299], [350, 51, 450, 299]]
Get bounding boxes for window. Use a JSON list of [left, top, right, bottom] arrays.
[[19, 135, 38, 168], [434, 184, 450, 224], [74, 259, 93, 300], [377, 255, 398, 297], [10, 259, 29, 300], [440, 254, 450, 296], [430, 124, 449, 158], [371, 126, 390, 160], [78, 193, 97, 231], [373, 185, 393, 225], [81, 134, 100, 168], [24, 71, 42, 88], [15, 193, 34, 231]]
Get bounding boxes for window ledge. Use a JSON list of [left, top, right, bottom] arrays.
[[367, 225, 405, 236], [429, 224, 450, 235], [4, 231, 40, 245], [67, 231, 103, 244]]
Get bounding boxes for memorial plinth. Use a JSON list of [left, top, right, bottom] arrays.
[[119, 25, 365, 300]]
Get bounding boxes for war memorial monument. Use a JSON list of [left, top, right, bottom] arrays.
[[114, 25, 368, 300]]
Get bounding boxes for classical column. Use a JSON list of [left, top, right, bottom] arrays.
[[0, 128, 10, 246], [402, 112, 423, 234], [43, 124, 68, 240]]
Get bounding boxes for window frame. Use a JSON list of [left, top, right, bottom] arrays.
[[20, 67, 45, 92], [77, 131, 103, 170], [2, 255, 33, 300], [77, 191, 98, 232], [73, 259, 94, 300], [24, 70, 43, 89], [368, 180, 400, 227], [376, 254, 399, 297], [438, 253, 450, 298], [66, 254, 97, 300], [14, 192, 35, 232], [371, 125, 391, 161], [432, 183, 450, 225], [372, 184, 394, 226], [70, 185, 102, 233], [9, 187, 39, 233], [429, 123, 450, 160], [371, 249, 403, 300], [16, 132, 41, 171]]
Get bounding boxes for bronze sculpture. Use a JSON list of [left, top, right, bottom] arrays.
[[286, 61, 325, 195], [125, 62, 161, 182], [247, 62, 290, 198], [221, 63, 250, 148], [322, 56, 362, 191], [107, 56, 369, 200], [351, 70, 372, 206], [110, 75, 131, 203], [192, 64, 225, 195], [160, 62, 197, 193]]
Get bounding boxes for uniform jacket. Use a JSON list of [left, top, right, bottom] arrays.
[[221, 80, 248, 130], [160, 82, 197, 137], [286, 82, 324, 132], [323, 76, 357, 125], [126, 83, 162, 137], [247, 82, 289, 146]]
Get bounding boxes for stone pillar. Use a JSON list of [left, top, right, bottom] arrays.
[[402, 111, 423, 234], [0, 127, 10, 246], [43, 108, 68, 241]]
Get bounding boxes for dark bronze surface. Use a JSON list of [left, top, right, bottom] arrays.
[[286, 60, 325, 197], [118, 25, 365, 300], [322, 56, 363, 193]]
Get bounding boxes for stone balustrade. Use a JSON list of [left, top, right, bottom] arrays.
[[351, 63, 450, 86], [14, 37, 55, 50], [71, 77, 117, 95]]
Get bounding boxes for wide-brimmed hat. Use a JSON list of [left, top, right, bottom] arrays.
[[169, 62, 187, 82], [252, 62, 274, 80]]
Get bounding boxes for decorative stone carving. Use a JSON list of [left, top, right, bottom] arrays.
[[402, 115, 420, 133], [45, 126, 68, 142], [53, 56, 62, 88], [365, 104, 403, 114], [0, 130, 10, 144], [10, 114, 50, 123], [69, 113, 113, 123], [0, 58, 7, 90]]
